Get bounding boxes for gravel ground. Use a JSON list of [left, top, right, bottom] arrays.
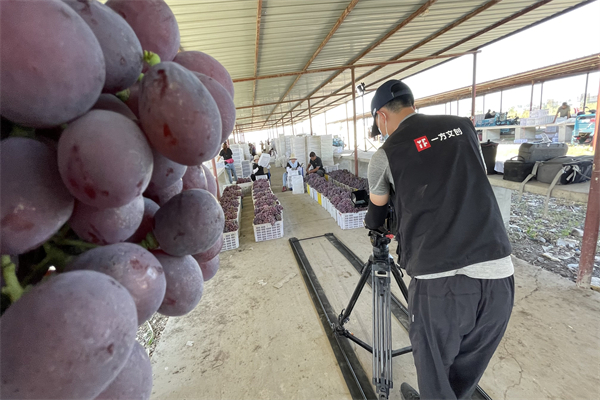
[[508, 192, 600, 285], [136, 313, 169, 357]]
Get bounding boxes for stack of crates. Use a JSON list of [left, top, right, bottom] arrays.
[[229, 144, 244, 179], [320, 134, 334, 166], [241, 160, 252, 178]]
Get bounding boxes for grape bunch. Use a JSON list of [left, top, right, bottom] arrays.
[[252, 181, 283, 226], [0, 0, 235, 398]]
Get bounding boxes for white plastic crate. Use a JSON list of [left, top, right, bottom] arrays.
[[322, 196, 329, 209], [253, 220, 284, 242], [221, 230, 239, 252], [291, 175, 304, 194], [329, 203, 337, 220], [256, 175, 268, 180], [337, 210, 367, 230]]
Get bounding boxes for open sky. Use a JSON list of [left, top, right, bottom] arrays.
[[245, 1, 600, 143]]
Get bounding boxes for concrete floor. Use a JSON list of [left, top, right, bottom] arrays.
[[151, 167, 600, 400]]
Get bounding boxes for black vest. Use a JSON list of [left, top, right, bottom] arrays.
[[381, 114, 511, 277]]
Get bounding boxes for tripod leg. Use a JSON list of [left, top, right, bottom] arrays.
[[391, 263, 409, 303], [338, 260, 372, 326], [372, 261, 392, 399]]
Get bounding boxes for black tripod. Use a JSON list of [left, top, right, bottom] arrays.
[[334, 230, 412, 399]]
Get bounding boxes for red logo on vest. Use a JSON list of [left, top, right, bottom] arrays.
[[414, 136, 431, 152]]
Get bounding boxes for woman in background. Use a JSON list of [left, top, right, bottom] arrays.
[[217, 142, 238, 184]]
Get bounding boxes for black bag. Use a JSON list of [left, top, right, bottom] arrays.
[[480, 140, 498, 175], [503, 156, 535, 182], [518, 143, 568, 163], [561, 157, 594, 184]]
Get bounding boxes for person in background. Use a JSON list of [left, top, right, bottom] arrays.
[[553, 102, 571, 123], [248, 142, 256, 157], [251, 155, 267, 181], [282, 154, 301, 192], [216, 142, 238, 184], [484, 109, 495, 119], [364, 79, 514, 400], [307, 151, 325, 177]]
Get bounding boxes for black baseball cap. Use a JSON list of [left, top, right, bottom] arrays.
[[370, 79, 414, 137]]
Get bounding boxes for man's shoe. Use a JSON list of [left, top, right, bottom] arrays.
[[400, 382, 420, 400], [282, 187, 287, 192]]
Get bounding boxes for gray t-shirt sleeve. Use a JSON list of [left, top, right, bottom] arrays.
[[368, 148, 395, 195]]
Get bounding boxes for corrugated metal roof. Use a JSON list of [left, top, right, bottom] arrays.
[[167, 0, 592, 131]]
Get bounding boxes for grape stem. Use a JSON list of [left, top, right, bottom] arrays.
[[21, 243, 72, 285], [53, 239, 98, 250], [143, 50, 161, 67], [140, 232, 159, 250], [116, 88, 130, 102], [1, 255, 24, 303], [10, 125, 36, 139]]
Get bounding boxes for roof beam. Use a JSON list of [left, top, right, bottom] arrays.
[[233, 51, 478, 83], [268, 0, 438, 127], [287, 0, 503, 123], [235, 92, 360, 110], [369, 0, 552, 88], [261, 0, 361, 129], [250, 0, 263, 124]]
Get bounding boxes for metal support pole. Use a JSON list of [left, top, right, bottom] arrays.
[[457, 99, 459, 116], [449, 101, 452, 115], [577, 78, 600, 289], [211, 159, 220, 201], [308, 99, 313, 135], [282, 119, 286, 136], [324, 110, 328, 135], [362, 94, 367, 151], [351, 67, 358, 176], [471, 52, 477, 120], [445, 102, 447, 115], [529, 81, 534, 112], [539, 81, 544, 110], [583, 72, 590, 112], [345, 102, 351, 149]]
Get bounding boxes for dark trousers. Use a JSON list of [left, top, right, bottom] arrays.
[[407, 274, 514, 400]]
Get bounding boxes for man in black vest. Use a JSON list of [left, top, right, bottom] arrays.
[[364, 79, 514, 400]]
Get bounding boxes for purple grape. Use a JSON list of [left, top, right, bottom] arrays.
[[64, 0, 143, 93], [58, 110, 153, 209], [193, 72, 236, 142], [0, 270, 137, 400], [139, 62, 222, 166], [192, 234, 223, 264], [92, 94, 138, 120], [124, 82, 141, 118], [224, 220, 239, 233], [173, 51, 234, 98], [1, 138, 74, 255], [202, 164, 218, 197], [105, 0, 179, 62], [126, 197, 159, 243], [94, 341, 152, 400], [182, 165, 208, 191], [153, 189, 224, 256], [144, 179, 182, 207], [65, 243, 166, 325], [0, 0, 105, 128], [198, 255, 219, 282], [70, 196, 144, 245], [236, 177, 252, 184], [147, 148, 187, 191], [153, 251, 204, 317]]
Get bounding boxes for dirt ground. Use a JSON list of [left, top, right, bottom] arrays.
[[508, 191, 600, 285]]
